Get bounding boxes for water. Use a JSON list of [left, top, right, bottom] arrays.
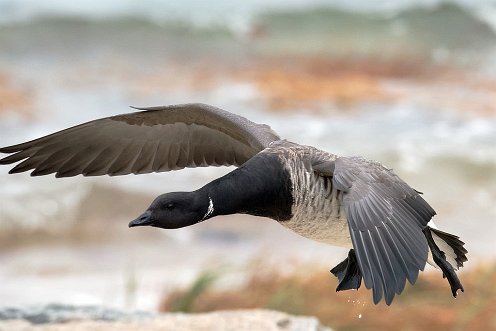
[[1, 0, 496, 23], [0, 1, 495, 67]]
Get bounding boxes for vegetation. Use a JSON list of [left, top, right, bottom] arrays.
[[160, 262, 496, 331]]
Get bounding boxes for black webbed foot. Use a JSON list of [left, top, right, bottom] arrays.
[[330, 249, 362, 291]]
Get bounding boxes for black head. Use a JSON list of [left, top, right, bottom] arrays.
[[129, 191, 208, 229]]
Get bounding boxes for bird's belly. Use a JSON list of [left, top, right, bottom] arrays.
[[282, 173, 352, 248], [282, 213, 352, 248]]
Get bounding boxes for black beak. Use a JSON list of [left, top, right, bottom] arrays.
[[129, 211, 153, 227]]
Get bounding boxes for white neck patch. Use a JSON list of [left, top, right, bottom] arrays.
[[200, 196, 214, 222]]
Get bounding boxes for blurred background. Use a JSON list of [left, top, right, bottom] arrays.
[[0, 0, 495, 330]]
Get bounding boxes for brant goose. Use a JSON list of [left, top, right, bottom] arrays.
[[0, 103, 467, 305]]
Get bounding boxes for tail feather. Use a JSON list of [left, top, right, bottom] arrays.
[[423, 226, 467, 298], [430, 228, 468, 269]]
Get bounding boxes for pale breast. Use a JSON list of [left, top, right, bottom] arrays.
[[278, 149, 352, 248]]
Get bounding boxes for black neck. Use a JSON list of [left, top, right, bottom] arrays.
[[197, 152, 293, 222]]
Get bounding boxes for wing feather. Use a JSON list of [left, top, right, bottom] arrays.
[[0, 103, 280, 177], [10, 154, 49, 174], [333, 156, 435, 304], [82, 147, 115, 176], [57, 146, 108, 177]]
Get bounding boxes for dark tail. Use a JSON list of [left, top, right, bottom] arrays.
[[423, 227, 468, 297]]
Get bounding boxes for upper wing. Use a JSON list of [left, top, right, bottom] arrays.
[[332, 156, 435, 305], [0, 103, 280, 177]]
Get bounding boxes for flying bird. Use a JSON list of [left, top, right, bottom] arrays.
[[0, 103, 467, 305]]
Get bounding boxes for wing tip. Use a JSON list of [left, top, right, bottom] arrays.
[[9, 168, 23, 175], [129, 103, 210, 112], [0, 145, 21, 154], [30, 168, 55, 177], [128, 105, 164, 112], [8, 161, 35, 174], [55, 171, 78, 178], [0, 156, 14, 165]]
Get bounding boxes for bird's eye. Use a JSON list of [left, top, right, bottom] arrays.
[[165, 203, 174, 209]]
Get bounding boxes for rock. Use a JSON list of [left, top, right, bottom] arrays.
[[0, 304, 153, 324], [0, 305, 331, 331]]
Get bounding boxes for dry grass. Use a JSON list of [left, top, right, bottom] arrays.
[[114, 54, 496, 116], [0, 70, 34, 117], [160, 262, 496, 331], [242, 67, 390, 110], [231, 56, 450, 111]]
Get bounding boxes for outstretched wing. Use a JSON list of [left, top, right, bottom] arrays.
[[332, 156, 435, 305], [0, 103, 280, 177]]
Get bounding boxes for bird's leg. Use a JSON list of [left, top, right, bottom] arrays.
[[330, 249, 362, 291]]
